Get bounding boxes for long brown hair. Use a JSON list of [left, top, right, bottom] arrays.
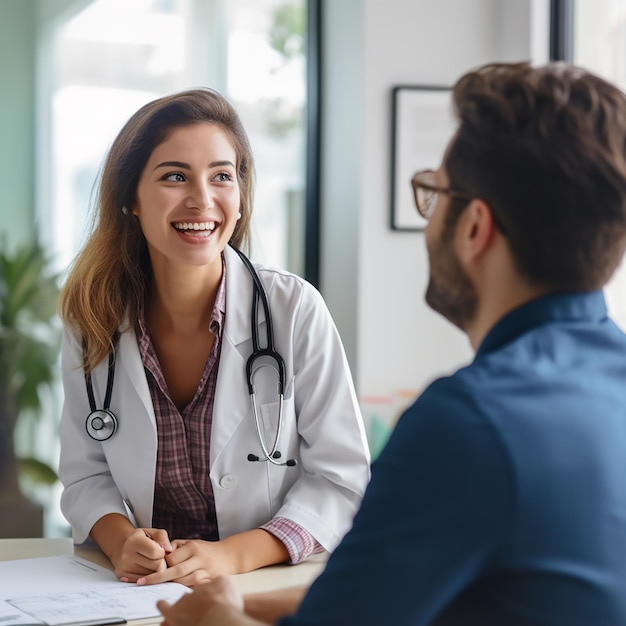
[[59, 88, 255, 372]]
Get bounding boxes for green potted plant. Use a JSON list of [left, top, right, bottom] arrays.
[[0, 239, 61, 537]]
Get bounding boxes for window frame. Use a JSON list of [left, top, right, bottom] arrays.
[[549, 0, 574, 62], [305, 0, 321, 287]]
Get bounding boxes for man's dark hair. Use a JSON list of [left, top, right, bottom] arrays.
[[445, 61, 626, 291]]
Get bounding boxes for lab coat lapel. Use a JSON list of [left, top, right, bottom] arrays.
[[117, 322, 156, 428], [210, 246, 265, 464], [221, 245, 268, 344], [101, 323, 158, 528]]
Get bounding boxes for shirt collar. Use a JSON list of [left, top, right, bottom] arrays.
[[137, 258, 227, 345], [210, 261, 227, 335], [477, 290, 608, 357]]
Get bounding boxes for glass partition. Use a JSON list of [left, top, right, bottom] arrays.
[[40, 0, 308, 276]]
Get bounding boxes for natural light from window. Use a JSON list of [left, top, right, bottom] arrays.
[[44, 0, 306, 279], [574, 0, 626, 330]]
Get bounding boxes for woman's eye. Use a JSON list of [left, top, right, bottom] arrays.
[[214, 172, 233, 183], [163, 172, 185, 182]]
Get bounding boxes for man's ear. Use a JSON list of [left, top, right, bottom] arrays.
[[456, 198, 497, 264]]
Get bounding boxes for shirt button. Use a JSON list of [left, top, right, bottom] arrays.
[[219, 474, 236, 489]]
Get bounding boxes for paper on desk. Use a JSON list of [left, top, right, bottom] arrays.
[[0, 597, 45, 626], [0, 556, 189, 625], [0, 556, 120, 597]]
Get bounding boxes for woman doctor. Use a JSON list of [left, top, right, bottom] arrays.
[[58, 88, 370, 587]]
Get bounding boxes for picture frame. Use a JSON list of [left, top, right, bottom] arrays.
[[390, 85, 455, 231]]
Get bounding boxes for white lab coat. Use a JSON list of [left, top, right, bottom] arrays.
[[59, 246, 371, 551]]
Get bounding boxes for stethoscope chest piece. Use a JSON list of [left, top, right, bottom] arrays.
[[86, 409, 118, 441], [84, 332, 120, 442]]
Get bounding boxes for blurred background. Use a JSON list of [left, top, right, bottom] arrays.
[[2, 0, 626, 538]]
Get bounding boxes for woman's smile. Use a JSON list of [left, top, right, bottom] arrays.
[[173, 220, 217, 241]]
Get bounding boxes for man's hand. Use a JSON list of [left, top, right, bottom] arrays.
[[157, 577, 306, 626], [157, 577, 244, 626]]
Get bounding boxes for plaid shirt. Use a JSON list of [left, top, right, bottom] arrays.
[[136, 262, 322, 563]]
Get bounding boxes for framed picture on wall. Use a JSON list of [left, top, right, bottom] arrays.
[[390, 85, 455, 231]]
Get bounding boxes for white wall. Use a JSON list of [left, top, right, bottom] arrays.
[[321, 0, 550, 411]]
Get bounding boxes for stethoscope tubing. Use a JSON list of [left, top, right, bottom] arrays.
[[84, 247, 296, 467], [234, 247, 287, 396], [231, 246, 292, 466]]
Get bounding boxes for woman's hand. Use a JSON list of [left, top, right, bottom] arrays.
[[90, 514, 173, 583], [137, 538, 235, 587], [157, 577, 244, 626], [115, 527, 172, 582], [135, 529, 288, 587]]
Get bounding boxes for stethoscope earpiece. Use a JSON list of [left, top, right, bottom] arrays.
[[247, 451, 297, 467]]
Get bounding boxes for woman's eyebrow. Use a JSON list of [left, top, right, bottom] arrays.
[[153, 160, 235, 171], [154, 160, 189, 170]]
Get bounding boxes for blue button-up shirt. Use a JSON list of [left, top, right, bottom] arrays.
[[281, 291, 626, 625]]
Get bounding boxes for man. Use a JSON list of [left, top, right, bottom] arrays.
[[157, 61, 626, 625]]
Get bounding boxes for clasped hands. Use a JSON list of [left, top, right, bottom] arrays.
[[115, 527, 233, 587]]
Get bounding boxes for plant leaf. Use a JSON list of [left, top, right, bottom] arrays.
[[17, 456, 59, 485]]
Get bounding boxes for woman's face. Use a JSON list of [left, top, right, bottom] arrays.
[[133, 122, 241, 275]]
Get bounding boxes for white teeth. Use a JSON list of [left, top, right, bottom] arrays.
[[174, 222, 216, 231]]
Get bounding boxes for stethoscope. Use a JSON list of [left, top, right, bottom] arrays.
[[85, 245, 297, 467]]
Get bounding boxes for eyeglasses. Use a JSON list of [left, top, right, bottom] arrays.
[[411, 169, 473, 220]]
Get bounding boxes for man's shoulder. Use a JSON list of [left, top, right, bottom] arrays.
[[401, 370, 499, 443], [383, 371, 515, 505], [408, 315, 626, 452], [402, 356, 523, 448], [417, 362, 489, 412]]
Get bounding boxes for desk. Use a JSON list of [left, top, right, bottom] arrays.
[[0, 538, 326, 623]]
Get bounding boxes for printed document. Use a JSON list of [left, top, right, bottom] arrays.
[[0, 555, 189, 625]]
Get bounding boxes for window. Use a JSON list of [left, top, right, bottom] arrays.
[[573, 0, 626, 89], [567, 0, 626, 328], [39, 0, 310, 277]]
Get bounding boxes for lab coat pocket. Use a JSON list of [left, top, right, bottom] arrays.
[[260, 402, 281, 450], [259, 376, 295, 446], [259, 387, 299, 512]]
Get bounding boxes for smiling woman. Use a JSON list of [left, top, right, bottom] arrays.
[[56, 88, 370, 588], [133, 124, 241, 283], [131, 123, 242, 411], [8, 0, 313, 537]]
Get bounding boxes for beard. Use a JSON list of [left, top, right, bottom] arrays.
[[425, 230, 477, 332]]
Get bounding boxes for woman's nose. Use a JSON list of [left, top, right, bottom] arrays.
[[185, 180, 214, 210]]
